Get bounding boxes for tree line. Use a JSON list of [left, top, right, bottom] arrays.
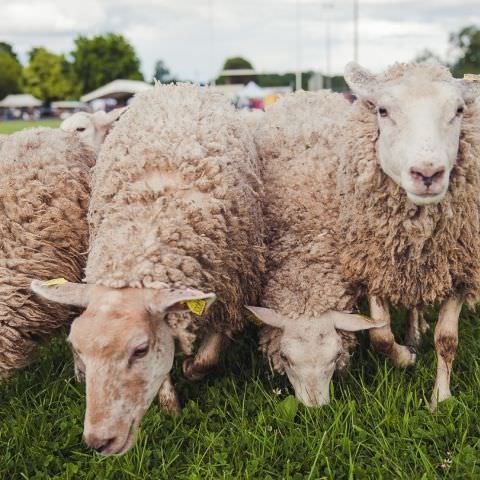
[[0, 34, 147, 103], [1, 24, 479, 103]]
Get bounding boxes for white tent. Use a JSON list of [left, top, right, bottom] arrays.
[[237, 81, 265, 99], [0, 94, 42, 108], [81, 79, 152, 103]]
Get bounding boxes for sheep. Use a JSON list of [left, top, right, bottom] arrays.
[[246, 90, 385, 406], [31, 83, 265, 455], [60, 107, 127, 152], [339, 61, 480, 409], [0, 128, 95, 379]]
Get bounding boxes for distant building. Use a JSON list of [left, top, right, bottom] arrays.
[[0, 94, 42, 108], [81, 79, 153, 106], [0, 94, 42, 120]]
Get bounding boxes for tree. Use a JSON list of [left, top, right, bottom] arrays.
[[414, 48, 443, 64], [23, 47, 79, 102], [71, 33, 143, 94], [153, 59, 174, 83], [0, 51, 22, 100], [216, 57, 256, 85], [449, 25, 480, 77], [0, 42, 19, 62]]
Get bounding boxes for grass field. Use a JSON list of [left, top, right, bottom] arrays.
[[2, 306, 480, 479], [2, 119, 480, 478], [0, 119, 61, 134]]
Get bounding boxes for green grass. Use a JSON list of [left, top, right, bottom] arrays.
[[2, 308, 480, 479], [0, 119, 61, 134]]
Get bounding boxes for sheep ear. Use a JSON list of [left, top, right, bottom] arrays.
[[330, 311, 386, 331], [145, 288, 216, 316], [94, 107, 127, 131], [458, 77, 480, 104], [30, 280, 91, 307], [245, 306, 287, 329], [344, 61, 378, 101]]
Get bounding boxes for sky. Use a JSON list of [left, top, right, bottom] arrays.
[[2, 0, 479, 83]]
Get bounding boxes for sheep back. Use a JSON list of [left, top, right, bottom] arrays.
[[86, 84, 265, 334]]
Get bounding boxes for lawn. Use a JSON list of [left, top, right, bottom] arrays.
[[2, 307, 480, 479], [0, 119, 61, 134]]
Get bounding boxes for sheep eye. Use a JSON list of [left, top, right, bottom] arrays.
[[378, 107, 388, 117], [456, 106, 464, 116], [76, 127, 86, 132], [131, 344, 149, 361]]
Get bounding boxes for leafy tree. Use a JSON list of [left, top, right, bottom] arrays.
[[216, 57, 256, 85], [0, 51, 22, 99], [23, 47, 79, 102], [153, 59, 174, 83], [0, 42, 19, 62], [71, 33, 143, 94], [450, 25, 480, 77]]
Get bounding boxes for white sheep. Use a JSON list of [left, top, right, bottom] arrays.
[[60, 107, 127, 152], [31, 83, 264, 455], [248, 90, 385, 406], [338, 61, 480, 409]]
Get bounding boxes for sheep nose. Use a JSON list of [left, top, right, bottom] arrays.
[[409, 166, 445, 187], [85, 434, 116, 453]]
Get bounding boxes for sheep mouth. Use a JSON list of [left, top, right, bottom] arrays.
[[103, 419, 137, 456], [406, 190, 446, 206]]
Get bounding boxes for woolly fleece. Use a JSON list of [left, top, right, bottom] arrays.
[[0, 128, 94, 378], [254, 91, 358, 374], [86, 83, 265, 339], [338, 63, 480, 309]]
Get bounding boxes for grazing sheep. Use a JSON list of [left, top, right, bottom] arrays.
[[247, 91, 384, 406], [60, 107, 126, 152], [0, 128, 95, 378], [340, 62, 480, 408], [32, 83, 264, 455]]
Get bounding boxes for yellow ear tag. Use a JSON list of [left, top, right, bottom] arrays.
[[43, 278, 68, 287], [183, 299, 208, 316]]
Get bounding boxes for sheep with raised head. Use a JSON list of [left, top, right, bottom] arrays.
[[248, 90, 385, 406], [32, 83, 264, 455], [60, 107, 126, 152], [0, 128, 95, 378], [339, 62, 480, 409]]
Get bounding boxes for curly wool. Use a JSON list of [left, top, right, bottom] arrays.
[[338, 66, 480, 309], [0, 128, 95, 378], [86, 84, 265, 340], [255, 91, 358, 373]]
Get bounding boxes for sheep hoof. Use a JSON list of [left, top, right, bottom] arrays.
[[392, 345, 417, 368], [182, 357, 208, 381]]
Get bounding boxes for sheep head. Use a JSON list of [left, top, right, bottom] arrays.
[[344, 61, 480, 206], [246, 306, 385, 407], [31, 280, 215, 455], [60, 107, 127, 152]]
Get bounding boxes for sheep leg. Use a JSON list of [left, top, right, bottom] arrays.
[[430, 297, 462, 411], [419, 311, 430, 334], [158, 374, 181, 414], [182, 331, 229, 381], [368, 295, 417, 367], [406, 309, 430, 347]]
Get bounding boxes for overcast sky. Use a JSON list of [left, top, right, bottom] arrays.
[[2, 0, 479, 82]]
